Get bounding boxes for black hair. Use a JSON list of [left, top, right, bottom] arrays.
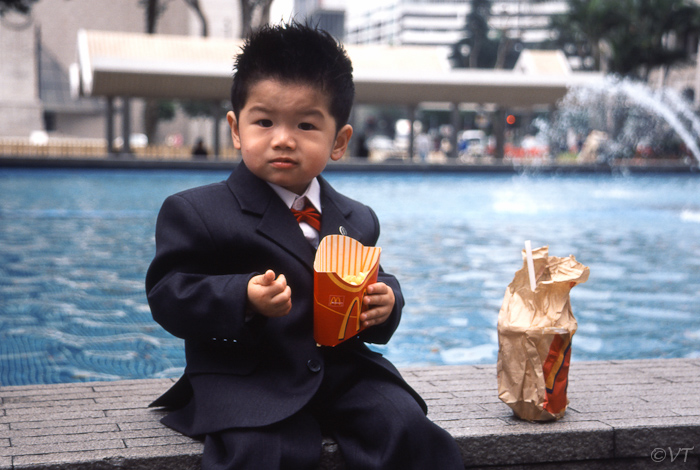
[[231, 22, 355, 131]]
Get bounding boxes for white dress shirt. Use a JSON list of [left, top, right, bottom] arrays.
[[268, 178, 322, 247]]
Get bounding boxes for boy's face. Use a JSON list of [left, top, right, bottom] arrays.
[[228, 79, 353, 195]]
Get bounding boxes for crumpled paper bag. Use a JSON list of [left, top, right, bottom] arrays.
[[497, 245, 589, 421]]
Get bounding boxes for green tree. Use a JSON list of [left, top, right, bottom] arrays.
[[466, 0, 491, 68], [450, 0, 498, 68], [550, 0, 623, 71], [606, 0, 700, 79], [552, 0, 700, 79], [450, 0, 536, 70]]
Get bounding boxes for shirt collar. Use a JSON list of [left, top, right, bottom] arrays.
[[267, 178, 322, 213]]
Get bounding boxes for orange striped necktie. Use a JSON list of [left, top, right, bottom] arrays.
[[291, 200, 321, 231]]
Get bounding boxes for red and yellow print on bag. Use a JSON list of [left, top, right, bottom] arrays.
[[542, 332, 572, 415]]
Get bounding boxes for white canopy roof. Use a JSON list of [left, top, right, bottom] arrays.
[[72, 29, 603, 108]]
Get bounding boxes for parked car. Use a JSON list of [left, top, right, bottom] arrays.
[[458, 130, 486, 157]]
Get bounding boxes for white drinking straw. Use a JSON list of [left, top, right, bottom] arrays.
[[524, 240, 537, 291]]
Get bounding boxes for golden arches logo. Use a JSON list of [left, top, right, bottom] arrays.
[[329, 295, 345, 307], [337, 296, 362, 340]]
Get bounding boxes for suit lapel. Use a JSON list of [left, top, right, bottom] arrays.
[[227, 163, 316, 268], [318, 176, 362, 241], [258, 203, 317, 267], [226, 165, 365, 268]]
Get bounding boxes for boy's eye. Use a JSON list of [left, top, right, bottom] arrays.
[[298, 122, 315, 131], [257, 119, 273, 127]]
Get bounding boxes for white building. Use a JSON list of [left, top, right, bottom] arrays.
[[0, 0, 239, 147], [346, 0, 567, 48]]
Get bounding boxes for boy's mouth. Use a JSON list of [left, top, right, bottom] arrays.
[[270, 157, 297, 168]]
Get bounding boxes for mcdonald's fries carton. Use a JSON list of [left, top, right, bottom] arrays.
[[497, 245, 589, 421], [313, 235, 381, 346]]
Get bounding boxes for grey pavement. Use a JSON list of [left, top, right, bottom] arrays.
[[1, 358, 699, 469]]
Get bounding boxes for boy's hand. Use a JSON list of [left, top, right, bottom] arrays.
[[247, 270, 292, 318], [360, 282, 395, 328]]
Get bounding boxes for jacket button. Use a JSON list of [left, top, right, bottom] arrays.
[[307, 359, 321, 373]]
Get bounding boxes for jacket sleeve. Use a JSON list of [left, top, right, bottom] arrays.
[[145, 193, 264, 343]]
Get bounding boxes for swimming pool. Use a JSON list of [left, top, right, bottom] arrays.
[[1, 168, 699, 385]]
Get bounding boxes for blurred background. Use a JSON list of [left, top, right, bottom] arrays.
[[2, 0, 700, 165]]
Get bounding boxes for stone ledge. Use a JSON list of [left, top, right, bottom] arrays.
[[2, 358, 699, 469]]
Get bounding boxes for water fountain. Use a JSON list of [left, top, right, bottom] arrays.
[[540, 76, 700, 165]]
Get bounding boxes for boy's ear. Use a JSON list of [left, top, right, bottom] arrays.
[[227, 111, 241, 149], [331, 124, 353, 161]]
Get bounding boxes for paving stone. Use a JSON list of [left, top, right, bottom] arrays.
[[117, 420, 167, 432], [567, 400, 672, 414], [0, 386, 95, 401], [125, 435, 198, 447], [3, 437, 125, 457], [6, 424, 119, 439], [9, 417, 119, 431], [1, 395, 99, 407], [4, 401, 101, 415], [103, 407, 156, 418], [561, 408, 676, 422]]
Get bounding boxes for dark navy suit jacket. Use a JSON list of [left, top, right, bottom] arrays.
[[146, 162, 424, 437]]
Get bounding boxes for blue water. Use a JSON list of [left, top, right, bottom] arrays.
[[1, 168, 699, 385]]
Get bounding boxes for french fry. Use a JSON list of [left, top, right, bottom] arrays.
[[342, 270, 367, 285]]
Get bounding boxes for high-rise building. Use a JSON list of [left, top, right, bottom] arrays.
[[345, 0, 567, 48], [294, 0, 345, 40]]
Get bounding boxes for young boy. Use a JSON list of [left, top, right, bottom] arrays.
[[146, 22, 464, 469]]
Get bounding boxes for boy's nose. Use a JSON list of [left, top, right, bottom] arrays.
[[271, 126, 296, 150]]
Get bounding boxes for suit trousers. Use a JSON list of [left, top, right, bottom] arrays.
[[200, 351, 464, 470]]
